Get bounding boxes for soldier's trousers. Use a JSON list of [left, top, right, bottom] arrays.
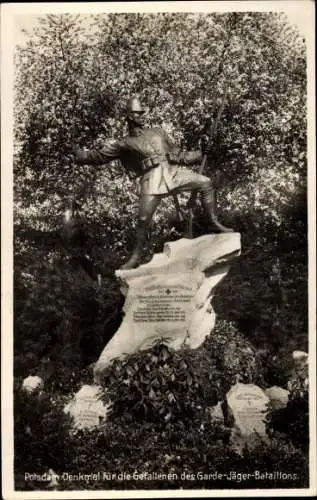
[[138, 167, 211, 224]]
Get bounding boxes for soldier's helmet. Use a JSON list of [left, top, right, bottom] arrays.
[[126, 96, 145, 114]]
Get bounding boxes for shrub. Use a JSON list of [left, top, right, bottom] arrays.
[[267, 375, 309, 453]]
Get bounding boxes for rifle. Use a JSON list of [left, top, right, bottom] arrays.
[[184, 13, 239, 238], [185, 93, 227, 238], [172, 192, 185, 223]]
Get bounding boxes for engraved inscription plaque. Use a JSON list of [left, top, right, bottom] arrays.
[[130, 274, 197, 338], [133, 285, 193, 323]]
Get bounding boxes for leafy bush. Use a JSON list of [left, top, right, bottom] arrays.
[[267, 373, 309, 453], [102, 341, 221, 426], [14, 380, 72, 474], [14, 253, 124, 392], [97, 322, 263, 426]]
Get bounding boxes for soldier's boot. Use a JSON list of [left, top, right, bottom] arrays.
[[120, 221, 147, 270], [201, 185, 234, 233]]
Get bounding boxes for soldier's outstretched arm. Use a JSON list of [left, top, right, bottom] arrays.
[[74, 140, 123, 166], [162, 129, 202, 166]]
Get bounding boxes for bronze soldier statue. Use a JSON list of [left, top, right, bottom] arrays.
[[75, 96, 233, 270]]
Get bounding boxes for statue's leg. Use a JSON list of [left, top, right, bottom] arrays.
[[172, 169, 233, 233], [199, 180, 233, 233], [120, 195, 162, 270]]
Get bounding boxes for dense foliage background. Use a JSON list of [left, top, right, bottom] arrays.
[[13, 12, 308, 491]]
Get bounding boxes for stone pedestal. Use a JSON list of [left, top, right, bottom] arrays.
[[94, 233, 241, 383]]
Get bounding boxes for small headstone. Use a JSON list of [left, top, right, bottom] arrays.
[[226, 383, 269, 453], [265, 386, 290, 410], [22, 375, 44, 394], [64, 384, 109, 430]]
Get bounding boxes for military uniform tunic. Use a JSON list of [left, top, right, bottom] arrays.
[[78, 127, 210, 196]]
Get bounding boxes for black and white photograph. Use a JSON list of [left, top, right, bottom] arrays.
[[1, 1, 316, 498]]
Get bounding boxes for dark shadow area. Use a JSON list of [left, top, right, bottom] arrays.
[[212, 195, 307, 357], [14, 216, 126, 393]]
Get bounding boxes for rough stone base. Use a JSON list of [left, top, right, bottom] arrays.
[[94, 233, 241, 383]]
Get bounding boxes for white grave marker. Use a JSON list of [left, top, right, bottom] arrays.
[[227, 383, 269, 437], [64, 384, 109, 430]]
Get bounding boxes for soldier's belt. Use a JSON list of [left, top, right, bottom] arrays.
[[141, 155, 165, 173]]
